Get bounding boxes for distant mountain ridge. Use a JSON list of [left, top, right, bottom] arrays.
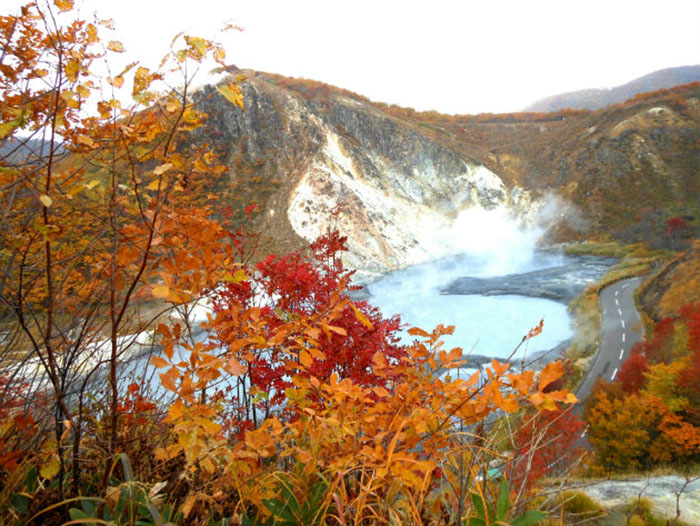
[[525, 65, 700, 112]]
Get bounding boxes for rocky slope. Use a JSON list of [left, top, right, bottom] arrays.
[[193, 73, 539, 281], [400, 82, 700, 243], [575, 476, 700, 525], [189, 72, 699, 279]]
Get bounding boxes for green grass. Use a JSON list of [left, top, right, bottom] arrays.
[[565, 241, 640, 258]]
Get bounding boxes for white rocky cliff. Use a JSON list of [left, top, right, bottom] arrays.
[[193, 73, 542, 280]]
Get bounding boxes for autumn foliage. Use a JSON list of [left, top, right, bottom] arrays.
[[505, 407, 584, 494], [0, 2, 581, 525], [586, 302, 700, 471], [207, 226, 406, 435]]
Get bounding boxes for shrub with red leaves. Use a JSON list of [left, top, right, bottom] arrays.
[[506, 407, 584, 493], [211, 226, 405, 433]]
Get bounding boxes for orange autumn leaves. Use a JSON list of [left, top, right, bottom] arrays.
[[0, 1, 582, 522], [150, 296, 576, 496], [586, 303, 700, 471]]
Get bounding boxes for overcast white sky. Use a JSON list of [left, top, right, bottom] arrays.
[[5, 0, 700, 114]]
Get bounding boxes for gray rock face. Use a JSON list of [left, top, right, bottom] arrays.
[[574, 476, 700, 524], [192, 73, 538, 280]]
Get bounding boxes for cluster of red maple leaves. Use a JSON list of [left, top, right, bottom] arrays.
[[208, 225, 405, 435]]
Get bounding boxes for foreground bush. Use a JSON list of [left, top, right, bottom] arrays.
[[0, 2, 580, 524]]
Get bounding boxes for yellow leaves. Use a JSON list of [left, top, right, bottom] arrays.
[[168, 399, 185, 420], [153, 163, 173, 176], [107, 40, 125, 53], [151, 284, 170, 299], [217, 82, 245, 110], [145, 179, 162, 191], [98, 18, 115, 30], [97, 101, 113, 119], [151, 282, 190, 304], [564, 392, 578, 404], [350, 302, 374, 329], [180, 35, 220, 64], [83, 179, 100, 191], [75, 134, 94, 147], [0, 122, 18, 140], [528, 392, 557, 411], [213, 46, 226, 64], [65, 59, 79, 82], [109, 76, 125, 89], [164, 97, 181, 113], [245, 424, 278, 457], [223, 268, 248, 284], [198, 417, 221, 435], [186, 36, 209, 55], [53, 0, 73, 12], [299, 349, 313, 368], [39, 194, 53, 207], [76, 83, 90, 98], [40, 455, 61, 479], [133, 66, 155, 97], [327, 325, 347, 336], [86, 23, 99, 44], [60, 89, 79, 109]]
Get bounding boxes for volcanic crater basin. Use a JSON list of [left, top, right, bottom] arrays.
[[360, 252, 617, 363]]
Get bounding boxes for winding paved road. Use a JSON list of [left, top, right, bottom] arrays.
[[576, 277, 644, 430]]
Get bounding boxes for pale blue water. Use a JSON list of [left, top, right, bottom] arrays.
[[364, 252, 574, 360], [117, 251, 595, 398]]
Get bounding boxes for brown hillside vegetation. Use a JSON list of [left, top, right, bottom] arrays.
[[524, 64, 700, 112], [639, 241, 700, 322], [375, 82, 700, 242], [196, 72, 699, 252]]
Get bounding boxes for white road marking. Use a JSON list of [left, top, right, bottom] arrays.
[[618, 308, 623, 316], [611, 367, 618, 380], [622, 333, 626, 343], [615, 290, 619, 296], [580, 425, 589, 438], [621, 283, 630, 289], [615, 298, 619, 306], [619, 349, 624, 360], [621, 320, 625, 329]]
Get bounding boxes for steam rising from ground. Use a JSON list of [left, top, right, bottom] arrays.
[[364, 199, 575, 360], [421, 206, 546, 277]]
